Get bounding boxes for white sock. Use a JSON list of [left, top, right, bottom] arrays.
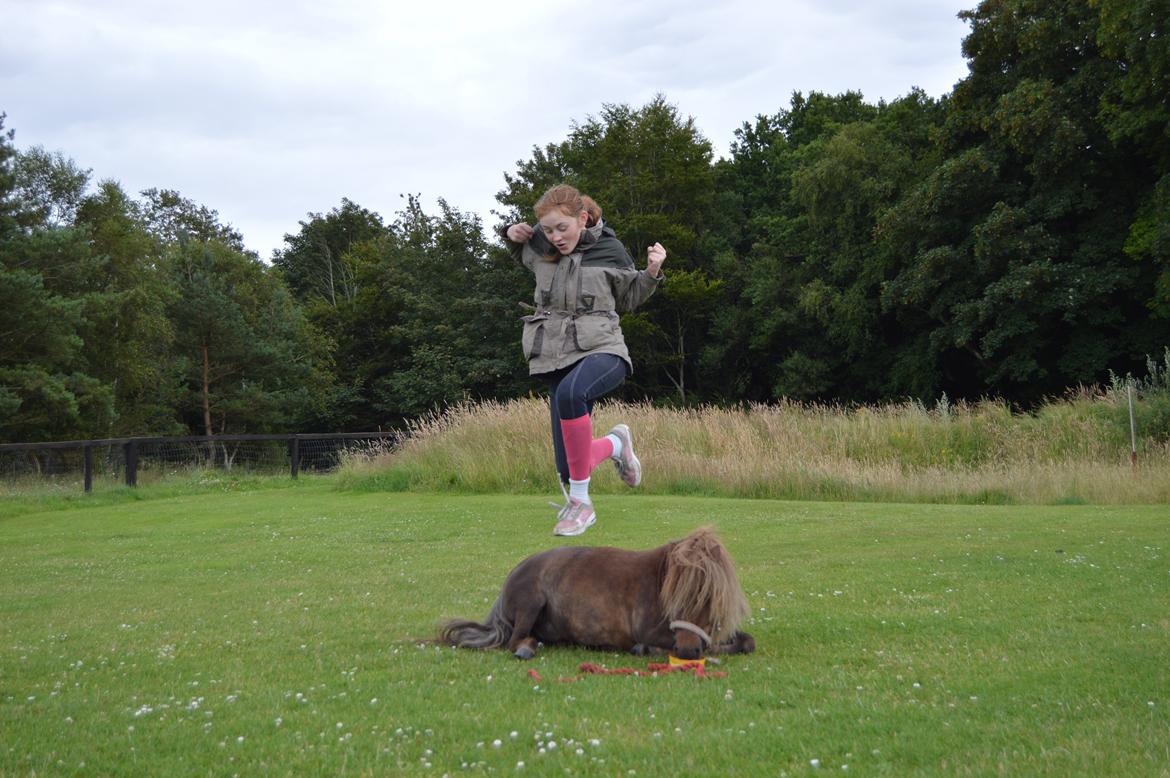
[[606, 434, 623, 460], [569, 478, 591, 504]]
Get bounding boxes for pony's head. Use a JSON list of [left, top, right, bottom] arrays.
[[659, 527, 751, 659]]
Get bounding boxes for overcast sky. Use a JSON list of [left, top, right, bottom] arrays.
[[2, 0, 973, 259]]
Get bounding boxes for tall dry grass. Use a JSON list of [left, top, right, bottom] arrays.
[[337, 390, 1170, 504]]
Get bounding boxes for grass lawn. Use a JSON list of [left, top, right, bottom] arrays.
[[2, 481, 1168, 775]]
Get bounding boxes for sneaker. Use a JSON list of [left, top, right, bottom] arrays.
[[607, 423, 641, 487], [553, 499, 596, 536]]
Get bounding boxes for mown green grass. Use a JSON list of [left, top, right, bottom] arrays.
[[0, 470, 328, 520], [2, 483, 1168, 775]]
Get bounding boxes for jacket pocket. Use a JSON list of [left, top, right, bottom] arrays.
[[521, 313, 548, 359], [572, 312, 619, 351]]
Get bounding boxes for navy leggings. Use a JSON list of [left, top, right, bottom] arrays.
[[543, 353, 629, 485]]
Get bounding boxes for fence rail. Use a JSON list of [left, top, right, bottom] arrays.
[[0, 433, 398, 493]]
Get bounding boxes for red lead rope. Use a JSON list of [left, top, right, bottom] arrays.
[[580, 661, 725, 678], [527, 662, 727, 681], [527, 662, 727, 683]]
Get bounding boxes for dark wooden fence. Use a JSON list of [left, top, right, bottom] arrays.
[[0, 433, 398, 493]]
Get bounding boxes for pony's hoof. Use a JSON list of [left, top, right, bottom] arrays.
[[718, 631, 756, 654], [630, 643, 647, 656], [513, 646, 535, 660]]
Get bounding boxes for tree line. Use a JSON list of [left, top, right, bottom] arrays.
[[2, 0, 1168, 444]]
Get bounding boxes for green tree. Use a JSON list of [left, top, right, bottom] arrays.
[[140, 188, 248, 252], [339, 197, 529, 425], [879, 0, 1169, 402], [1095, 0, 1170, 317], [0, 117, 115, 443], [272, 198, 386, 310], [0, 114, 17, 238], [13, 145, 90, 228], [75, 181, 183, 435], [636, 268, 724, 403], [165, 235, 332, 443], [0, 266, 112, 443], [703, 91, 938, 402], [271, 199, 393, 428]]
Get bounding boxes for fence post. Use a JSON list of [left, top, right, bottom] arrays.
[[84, 444, 93, 493], [289, 436, 300, 479], [1127, 382, 1138, 469], [125, 439, 138, 487]]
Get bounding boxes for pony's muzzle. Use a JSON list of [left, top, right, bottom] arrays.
[[669, 620, 712, 659]]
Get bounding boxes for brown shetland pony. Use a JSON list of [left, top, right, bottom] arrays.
[[439, 527, 755, 660]]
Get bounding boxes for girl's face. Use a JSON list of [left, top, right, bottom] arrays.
[[538, 209, 589, 255]]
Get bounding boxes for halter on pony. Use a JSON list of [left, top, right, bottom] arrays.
[[669, 620, 713, 648]]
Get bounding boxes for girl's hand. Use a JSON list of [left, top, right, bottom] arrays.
[[507, 223, 534, 243], [646, 242, 667, 276]]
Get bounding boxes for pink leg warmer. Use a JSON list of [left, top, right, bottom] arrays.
[[559, 415, 614, 481]]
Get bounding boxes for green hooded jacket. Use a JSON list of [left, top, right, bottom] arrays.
[[504, 222, 662, 375]]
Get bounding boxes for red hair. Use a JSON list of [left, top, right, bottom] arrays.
[[534, 184, 602, 227]]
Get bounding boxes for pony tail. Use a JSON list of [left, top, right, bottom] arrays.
[[438, 598, 512, 649], [581, 195, 602, 228]]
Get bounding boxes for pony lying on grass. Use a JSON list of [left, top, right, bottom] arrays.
[[439, 527, 755, 660]]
